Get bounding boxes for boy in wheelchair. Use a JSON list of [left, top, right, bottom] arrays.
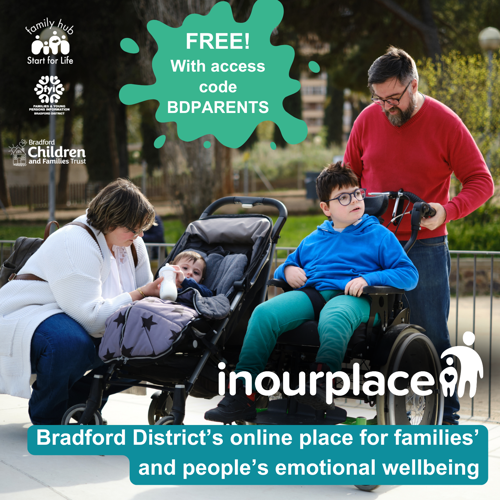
[[205, 162, 419, 424]]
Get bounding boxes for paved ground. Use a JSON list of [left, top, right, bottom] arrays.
[[0, 391, 499, 500]]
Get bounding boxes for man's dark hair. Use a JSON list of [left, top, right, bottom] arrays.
[[368, 46, 418, 89], [316, 162, 359, 202]]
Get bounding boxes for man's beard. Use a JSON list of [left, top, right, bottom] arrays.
[[383, 93, 416, 127]]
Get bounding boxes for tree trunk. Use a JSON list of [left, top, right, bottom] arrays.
[[0, 127, 12, 208], [56, 82, 75, 208], [215, 140, 234, 198], [107, 100, 120, 180], [324, 73, 344, 147], [223, 145, 233, 195], [178, 136, 214, 226], [115, 100, 129, 178], [83, 81, 114, 183]]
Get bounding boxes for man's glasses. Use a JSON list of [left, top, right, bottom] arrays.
[[328, 188, 366, 206], [371, 80, 412, 106]]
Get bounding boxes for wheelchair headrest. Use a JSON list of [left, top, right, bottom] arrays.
[[364, 195, 388, 218]]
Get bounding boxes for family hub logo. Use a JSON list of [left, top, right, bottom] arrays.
[[26, 19, 73, 65], [34, 76, 64, 103], [219, 332, 484, 402]]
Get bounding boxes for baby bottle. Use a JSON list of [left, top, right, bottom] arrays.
[[159, 265, 178, 301]]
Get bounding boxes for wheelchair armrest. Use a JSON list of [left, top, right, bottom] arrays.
[[363, 286, 404, 295], [267, 278, 294, 293]]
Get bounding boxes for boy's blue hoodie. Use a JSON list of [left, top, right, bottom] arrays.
[[274, 214, 418, 291]]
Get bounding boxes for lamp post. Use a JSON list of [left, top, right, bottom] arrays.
[[478, 27, 500, 168], [39, 27, 66, 228]]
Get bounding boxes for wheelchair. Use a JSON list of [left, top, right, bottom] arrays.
[[228, 189, 444, 428]]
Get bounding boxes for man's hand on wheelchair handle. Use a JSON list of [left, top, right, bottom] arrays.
[[345, 277, 368, 297], [284, 266, 307, 289], [420, 202, 446, 230]]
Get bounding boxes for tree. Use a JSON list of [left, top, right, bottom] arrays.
[[0, 126, 11, 208], [419, 51, 500, 182], [132, 0, 255, 225], [324, 73, 344, 147]]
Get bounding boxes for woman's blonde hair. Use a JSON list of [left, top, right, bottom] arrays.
[[87, 178, 156, 234]]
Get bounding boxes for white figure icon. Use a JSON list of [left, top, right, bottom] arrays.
[[31, 35, 43, 55], [60, 35, 70, 54], [441, 331, 483, 398], [439, 358, 459, 397], [32, 31, 70, 56], [49, 31, 61, 55]]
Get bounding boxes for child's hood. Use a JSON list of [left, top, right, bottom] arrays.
[[316, 213, 380, 235]]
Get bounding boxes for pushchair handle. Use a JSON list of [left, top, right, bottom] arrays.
[[200, 196, 288, 243]]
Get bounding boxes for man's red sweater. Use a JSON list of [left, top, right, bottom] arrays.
[[344, 96, 494, 241]]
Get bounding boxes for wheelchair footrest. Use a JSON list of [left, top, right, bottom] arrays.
[[248, 398, 347, 425]]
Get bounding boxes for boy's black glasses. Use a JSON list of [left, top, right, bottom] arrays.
[[328, 188, 366, 206], [371, 80, 412, 106]]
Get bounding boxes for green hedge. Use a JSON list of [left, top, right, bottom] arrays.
[[1, 213, 498, 251]]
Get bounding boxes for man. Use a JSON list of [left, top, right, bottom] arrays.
[[344, 46, 494, 425]]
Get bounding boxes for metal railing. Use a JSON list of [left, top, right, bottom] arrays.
[[1, 241, 499, 422]]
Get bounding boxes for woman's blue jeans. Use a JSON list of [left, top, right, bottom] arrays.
[[30, 313, 107, 425], [402, 235, 460, 424]]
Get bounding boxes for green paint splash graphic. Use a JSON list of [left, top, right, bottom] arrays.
[[119, 0, 307, 148]]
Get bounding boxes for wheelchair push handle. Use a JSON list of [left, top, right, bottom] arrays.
[[370, 189, 436, 218], [368, 190, 437, 253], [200, 196, 288, 244]]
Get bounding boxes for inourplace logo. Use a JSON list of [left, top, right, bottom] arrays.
[[219, 332, 483, 401]]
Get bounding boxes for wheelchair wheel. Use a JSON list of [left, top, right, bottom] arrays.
[[148, 391, 173, 425], [62, 404, 104, 425], [355, 485, 379, 492], [155, 416, 175, 425], [376, 329, 443, 425]]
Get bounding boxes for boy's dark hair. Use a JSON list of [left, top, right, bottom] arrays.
[[367, 46, 418, 89], [172, 250, 207, 279], [316, 162, 359, 202]]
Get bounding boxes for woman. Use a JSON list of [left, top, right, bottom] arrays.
[[0, 179, 163, 424]]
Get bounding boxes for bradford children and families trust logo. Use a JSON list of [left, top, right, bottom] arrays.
[[9, 139, 86, 166], [26, 18, 73, 65], [219, 332, 484, 402], [8, 140, 27, 167]]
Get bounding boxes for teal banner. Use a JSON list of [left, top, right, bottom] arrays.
[[28, 425, 488, 485]]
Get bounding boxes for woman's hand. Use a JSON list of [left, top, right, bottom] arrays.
[[130, 276, 163, 301], [284, 266, 307, 289]]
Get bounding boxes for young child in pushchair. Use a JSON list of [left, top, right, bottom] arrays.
[[169, 250, 213, 298], [205, 162, 419, 424]]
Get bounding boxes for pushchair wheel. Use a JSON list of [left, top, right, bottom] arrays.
[[376, 329, 443, 425], [155, 415, 175, 425], [62, 404, 104, 425], [355, 485, 379, 492], [148, 391, 173, 425]]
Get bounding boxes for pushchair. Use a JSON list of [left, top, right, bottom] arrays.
[[61, 196, 288, 426]]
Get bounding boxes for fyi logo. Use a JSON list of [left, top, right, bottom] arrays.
[[34, 76, 64, 104]]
